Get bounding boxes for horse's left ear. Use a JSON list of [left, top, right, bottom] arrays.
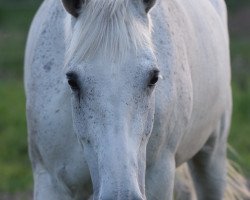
[[142, 0, 156, 13], [61, 0, 84, 17]]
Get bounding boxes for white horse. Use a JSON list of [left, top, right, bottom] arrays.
[[25, 0, 233, 199]]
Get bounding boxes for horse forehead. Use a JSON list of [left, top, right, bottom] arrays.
[[81, 49, 156, 75], [82, 63, 138, 84]]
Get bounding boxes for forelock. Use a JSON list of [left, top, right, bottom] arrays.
[[64, 0, 153, 65]]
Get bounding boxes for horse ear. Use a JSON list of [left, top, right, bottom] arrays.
[[61, 0, 84, 17], [143, 0, 156, 13]]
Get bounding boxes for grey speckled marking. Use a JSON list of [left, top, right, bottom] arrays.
[[43, 59, 54, 72]]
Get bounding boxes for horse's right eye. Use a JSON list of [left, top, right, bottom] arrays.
[[68, 79, 79, 90], [148, 69, 161, 87], [66, 72, 80, 91]]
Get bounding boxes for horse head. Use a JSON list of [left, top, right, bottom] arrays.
[[62, 0, 159, 199]]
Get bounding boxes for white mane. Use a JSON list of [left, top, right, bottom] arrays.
[[64, 0, 152, 64]]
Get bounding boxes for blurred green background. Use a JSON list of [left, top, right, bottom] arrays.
[[0, 0, 249, 197]]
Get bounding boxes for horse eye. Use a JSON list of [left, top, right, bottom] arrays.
[[148, 69, 160, 87], [66, 72, 80, 91], [68, 79, 79, 90]]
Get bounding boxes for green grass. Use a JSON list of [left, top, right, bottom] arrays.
[[0, 80, 32, 192], [0, 31, 26, 77], [0, 1, 41, 78], [229, 82, 250, 175], [228, 37, 250, 176], [0, 0, 249, 193], [0, 1, 39, 192]]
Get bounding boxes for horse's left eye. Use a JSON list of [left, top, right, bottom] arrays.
[[148, 69, 160, 87], [66, 72, 80, 91]]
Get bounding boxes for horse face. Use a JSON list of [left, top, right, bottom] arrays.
[[63, 0, 159, 198], [65, 47, 159, 199]]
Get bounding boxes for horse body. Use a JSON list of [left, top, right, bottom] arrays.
[[25, 0, 232, 199]]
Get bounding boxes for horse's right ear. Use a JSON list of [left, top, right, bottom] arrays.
[[61, 0, 84, 17]]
